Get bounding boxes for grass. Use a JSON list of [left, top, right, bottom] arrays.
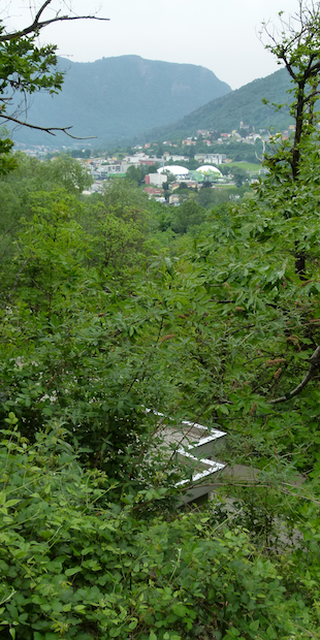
[[226, 161, 262, 172]]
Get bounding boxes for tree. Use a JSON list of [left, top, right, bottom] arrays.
[[0, 152, 93, 285], [0, 1, 109, 172], [0, 131, 16, 174], [263, 2, 320, 178], [174, 1, 320, 433], [0, 185, 167, 477], [44, 154, 93, 193], [126, 164, 143, 186], [163, 170, 176, 185], [261, 0, 320, 276], [230, 165, 249, 187], [172, 200, 207, 233]]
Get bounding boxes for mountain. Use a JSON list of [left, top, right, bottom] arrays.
[[139, 68, 294, 142], [9, 55, 231, 148]]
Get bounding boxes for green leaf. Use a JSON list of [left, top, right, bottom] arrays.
[[65, 566, 82, 576], [42, 407, 53, 416], [128, 618, 138, 630], [249, 619, 260, 631]]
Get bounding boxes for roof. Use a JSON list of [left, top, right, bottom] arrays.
[[196, 165, 222, 176], [157, 165, 189, 176]]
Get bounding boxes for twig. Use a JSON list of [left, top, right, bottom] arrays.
[[2, 114, 97, 139], [270, 344, 320, 404], [0, 1, 110, 43], [2, 257, 30, 307]]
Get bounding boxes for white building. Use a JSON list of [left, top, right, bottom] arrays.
[[196, 165, 222, 178], [145, 173, 167, 187], [157, 165, 190, 180], [195, 153, 226, 164], [163, 154, 189, 163]]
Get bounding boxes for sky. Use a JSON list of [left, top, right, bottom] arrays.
[[4, 0, 299, 90]]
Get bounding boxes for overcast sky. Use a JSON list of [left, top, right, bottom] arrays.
[[5, 0, 299, 90]]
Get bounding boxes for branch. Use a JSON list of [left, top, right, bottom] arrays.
[[308, 60, 320, 76], [1, 112, 97, 139], [4, 257, 30, 306], [282, 53, 297, 81], [35, 0, 52, 25], [302, 88, 320, 105], [270, 344, 320, 404], [0, 0, 110, 42]]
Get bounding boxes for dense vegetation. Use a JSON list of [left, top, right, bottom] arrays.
[[0, 132, 320, 638], [2, 2, 320, 639]]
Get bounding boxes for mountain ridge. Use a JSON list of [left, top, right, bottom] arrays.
[[9, 55, 231, 148], [138, 68, 294, 143]]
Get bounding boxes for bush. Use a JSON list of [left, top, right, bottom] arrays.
[[0, 421, 316, 640]]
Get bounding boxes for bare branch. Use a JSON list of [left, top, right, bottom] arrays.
[[1, 112, 97, 140], [270, 344, 320, 404], [35, 0, 52, 25], [0, 0, 110, 43], [0, 15, 109, 43]]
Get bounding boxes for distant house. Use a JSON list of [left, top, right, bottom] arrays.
[[162, 154, 189, 163], [139, 156, 163, 166], [143, 186, 163, 196], [195, 153, 226, 165], [197, 129, 211, 136], [244, 133, 261, 144], [145, 173, 167, 187], [157, 165, 190, 181], [169, 194, 180, 205], [124, 155, 144, 166]]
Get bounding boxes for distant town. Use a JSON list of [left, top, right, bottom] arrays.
[[17, 122, 296, 203]]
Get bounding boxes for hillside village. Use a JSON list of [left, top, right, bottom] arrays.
[[80, 124, 295, 199]]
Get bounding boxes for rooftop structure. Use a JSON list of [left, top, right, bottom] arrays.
[[148, 410, 227, 504], [157, 165, 190, 179], [196, 165, 222, 177]]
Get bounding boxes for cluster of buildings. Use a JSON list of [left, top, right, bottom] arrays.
[[85, 154, 227, 198], [83, 124, 277, 193], [20, 122, 281, 199], [89, 152, 164, 181]]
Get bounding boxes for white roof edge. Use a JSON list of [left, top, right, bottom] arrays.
[[176, 463, 225, 486]]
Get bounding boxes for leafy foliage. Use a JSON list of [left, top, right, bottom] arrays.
[[2, 4, 320, 637], [0, 425, 319, 640], [0, 143, 320, 639], [0, 15, 62, 171]]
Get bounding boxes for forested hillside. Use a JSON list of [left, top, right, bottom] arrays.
[[9, 55, 231, 147], [1, 2, 320, 639], [142, 67, 293, 141]]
